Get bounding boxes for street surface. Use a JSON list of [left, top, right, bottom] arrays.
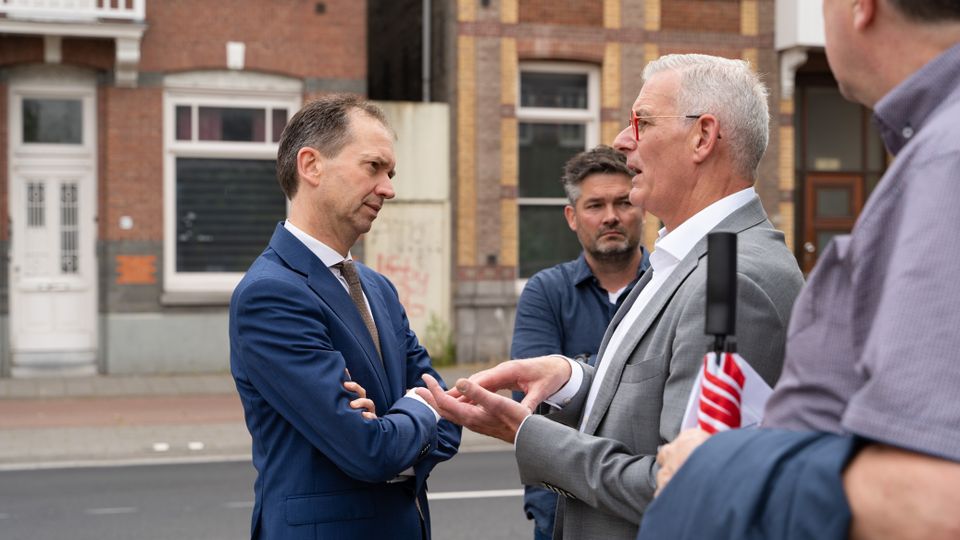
[[0, 449, 529, 540]]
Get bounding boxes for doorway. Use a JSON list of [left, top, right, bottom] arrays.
[[796, 76, 886, 273], [7, 68, 98, 376]]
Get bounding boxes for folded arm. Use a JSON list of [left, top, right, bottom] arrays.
[[234, 277, 439, 484]]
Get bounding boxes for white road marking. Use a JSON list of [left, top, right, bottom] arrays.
[[152, 442, 170, 452], [0, 454, 253, 472], [427, 489, 523, 501], [223, 501, 254, 509], [84, 507, 138, 515], [187, 441, 205, 451]]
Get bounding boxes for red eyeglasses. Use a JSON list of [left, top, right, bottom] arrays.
[[630, 110, 714, 140]]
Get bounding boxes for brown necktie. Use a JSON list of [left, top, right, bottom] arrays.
[[335, 260, 382, 359]]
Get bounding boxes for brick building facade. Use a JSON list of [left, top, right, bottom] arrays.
[[449, 0, 794, 362], [0, 0, 367, 376], [0, 0, 872, 375]]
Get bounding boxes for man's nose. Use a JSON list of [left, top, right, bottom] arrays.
[[377, 176, 396, 199], [602, 204, 621, 225], [612, 125, 635, 154]]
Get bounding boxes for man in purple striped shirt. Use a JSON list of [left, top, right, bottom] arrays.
[[648, 1, 960, 538]]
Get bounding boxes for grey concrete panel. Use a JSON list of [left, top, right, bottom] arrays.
[[100, 240, 163, 313], [103, 312, 229, 375]]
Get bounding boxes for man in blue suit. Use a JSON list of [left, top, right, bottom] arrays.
[[230, 94, 461, 539]]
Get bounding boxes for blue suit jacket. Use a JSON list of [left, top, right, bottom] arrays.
[[230, 224, 461, 539], [637, 429, 860, 540]]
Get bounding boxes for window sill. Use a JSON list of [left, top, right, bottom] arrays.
[[160, 290, 232, 306]]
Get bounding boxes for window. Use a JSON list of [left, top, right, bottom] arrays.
[[164, 72, 302, 294], [516, 63, 599, 278]]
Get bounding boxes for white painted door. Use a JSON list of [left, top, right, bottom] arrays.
[[8, 70, 98, 376]]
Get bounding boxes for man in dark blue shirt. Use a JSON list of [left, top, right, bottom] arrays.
[[512, 145, 649, 540]]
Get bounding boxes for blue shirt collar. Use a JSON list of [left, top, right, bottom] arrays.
[[572, 247, 650, 288], [874, 41, 960, 156]]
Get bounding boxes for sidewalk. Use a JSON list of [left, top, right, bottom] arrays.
[[0, 365, 510, 470]]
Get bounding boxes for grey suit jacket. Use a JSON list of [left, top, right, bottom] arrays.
[[514, 197, 804, 540]]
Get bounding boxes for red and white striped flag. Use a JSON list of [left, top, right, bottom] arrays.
[[697, 352, 746, 434]]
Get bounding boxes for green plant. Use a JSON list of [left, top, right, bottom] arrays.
[[422, 312, 456, 367]]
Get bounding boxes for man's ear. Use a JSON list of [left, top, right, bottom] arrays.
[[564, 204, 578, 232], [691, 114, 721, 165], [297, 147, 322, 188], [852, 0, 876, 31]]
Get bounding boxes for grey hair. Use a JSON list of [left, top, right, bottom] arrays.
[[643, 54, 769, 180]]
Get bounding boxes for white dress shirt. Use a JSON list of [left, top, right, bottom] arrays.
[[283, 221, 439, 425], [533, 187, 758, 433]]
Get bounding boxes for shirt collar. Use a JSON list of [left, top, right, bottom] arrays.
[[572, 247, 650, 287], [651, 187, 756, 272], [284, 220, 351, 268], [874, 41, 960, 156]]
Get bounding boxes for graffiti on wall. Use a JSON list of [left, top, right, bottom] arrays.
[[364, 204, 450, 337]]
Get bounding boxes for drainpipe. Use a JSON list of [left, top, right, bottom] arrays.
[[422, 0, 431, 102]]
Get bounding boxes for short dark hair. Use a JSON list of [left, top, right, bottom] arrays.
[[887, 0, 960, 21], [560, 145, 632, 204], [276, 94, 390, 199]]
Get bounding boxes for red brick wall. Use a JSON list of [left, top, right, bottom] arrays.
[[518, 0, 602, 26], [139, 0, 367, 80], [661, 0, 741, 33], [0, 35, 43, 66], [100, 87, 163, 242], [62, 38, 115, 71]]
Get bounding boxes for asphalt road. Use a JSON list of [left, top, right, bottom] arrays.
[[0, 450, 530, 540]]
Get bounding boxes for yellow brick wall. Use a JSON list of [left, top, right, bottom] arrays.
[[645, 0, 660, 31], [501, 0, 518, 24], [602, 41, 622, 144], [457, 36, 477, 267], [458, 0, 475, 22], [740, 0, 758, 36], [604, 0, 621, 28]]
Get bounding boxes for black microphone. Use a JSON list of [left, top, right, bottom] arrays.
[[705, 232, 737, 353]]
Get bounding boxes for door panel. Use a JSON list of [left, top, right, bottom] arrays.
[[802, 174, 863, 273], [8, 75, 98, 376]]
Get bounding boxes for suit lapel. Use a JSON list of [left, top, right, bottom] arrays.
[[583, 252, 704, 435], [583, 197, 770, 435], [268, 224, 390, 398]]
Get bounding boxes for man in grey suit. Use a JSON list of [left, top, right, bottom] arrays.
[[419, 54, 803, 540]]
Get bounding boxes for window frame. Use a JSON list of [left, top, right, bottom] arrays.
[[515, 62, 600, 285], [163, 75, 301, 295]]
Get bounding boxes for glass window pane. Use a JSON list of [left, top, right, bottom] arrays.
[[519, 205, 583, 278], [198, 107, 266, 142], [176, 158, 285, 272], [27, 182, 45, 228], [805, 87, 862, 171], [866, 172, 882, 197], [22, 99, 82, 144], [176, 105, 192, 141], [816, 230, 847, 252], [815, 187, 852, 218], [519, 123, 586, 198], [272, 108, 288, 142], [520, 72, 588, 109], [866, 117, 886, 171], [60, 183, 79, 274]]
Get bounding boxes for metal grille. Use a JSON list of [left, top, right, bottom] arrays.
[[60, 183, 79, 274], [27, 182, 45, 227]]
